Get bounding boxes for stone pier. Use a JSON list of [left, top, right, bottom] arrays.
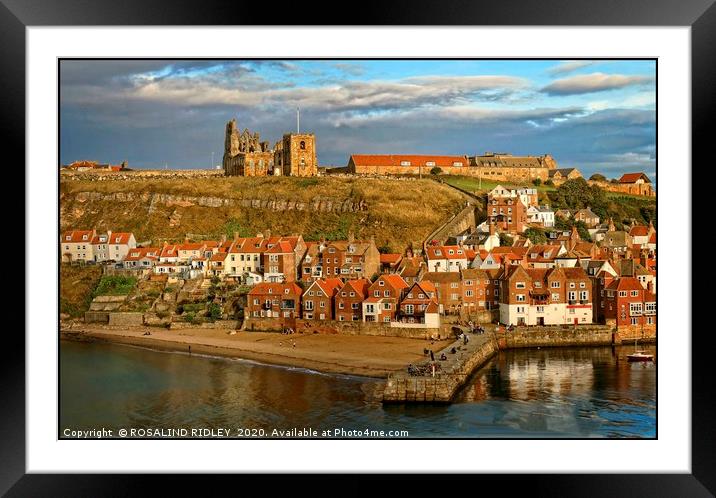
[[381, 324, 616, 403], [382, 332, 498, 403]]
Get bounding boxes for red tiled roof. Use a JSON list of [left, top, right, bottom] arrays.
[[61, 230, 94, 243], [125, 247, 160, 261], [350, 154, 468, 168], [248, 282, 303, 296], [341, 279, 371, 298], [629, 225, 649, 237], [606, 277, 644, 291], [619, 172, 651, 184], [648, 232, 656, 243], [109, 232, 133, 245], [379, 274, 409, 291], [265, 241, 294, 254], [380, 253, 402, 264]]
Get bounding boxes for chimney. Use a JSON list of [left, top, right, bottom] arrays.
[[489, 222, 495, 236], [235, 231, 242, 240], [348, 231, 355, 244], [221, 234, 227, 243], [184, 236, 190, 244], [265, 229, 271, 239], [255, 232, 263, 239]]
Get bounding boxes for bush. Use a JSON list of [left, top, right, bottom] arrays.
[[498, 233, 514, 246], [532, 178, 542, 186], [589, 173, 607, 182], [207, 303, 222, 321], [544, 179, 554, 186], [93, 275, 137, 297], [430, 166, 442, 175], [524, 227, 547, 244]]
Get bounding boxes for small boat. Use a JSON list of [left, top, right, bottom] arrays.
[[627, 350, 654, 362]]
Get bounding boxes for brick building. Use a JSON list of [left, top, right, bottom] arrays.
[[301, 278, 343, 320], [335, 279, 371, 322], [246, 282, 303, 319], [362, 274, 409, 323]]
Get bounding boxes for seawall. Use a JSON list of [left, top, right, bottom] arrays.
[[382, 324, 616, 403]]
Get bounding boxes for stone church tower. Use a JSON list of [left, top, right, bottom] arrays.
[[276, 133, 317, 177]]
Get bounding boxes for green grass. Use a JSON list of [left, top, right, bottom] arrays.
[[443, 175, 558, 193], [93, 275, 137, 297]]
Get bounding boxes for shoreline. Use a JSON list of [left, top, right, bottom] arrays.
[[60, 325, 452, 379]]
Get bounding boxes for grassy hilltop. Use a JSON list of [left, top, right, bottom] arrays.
[[60, 175, 466, 252]]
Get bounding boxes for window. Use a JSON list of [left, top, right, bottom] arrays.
[[552, 293, 560, 301], [383, 303, 391, 310], [516, 294, 525, 302], [631, 317, 639, 325], [451, 293, 459, 300], [384, 290, 390, 297], [379, 281, 385, 286], [300, 140, 306, 150], [465, 290, 474, 297], [569, 282, 576, 289], [426, 161, 436, 167], [645, 302, 656, 315], [536, 306, 545, 313], [568, 291, 576, 301], [534, 282, 542, 288], [516, 282, 525, 289], [551, 281, 560, 288], [579, 291, 588, 301], [631, 290, 639, 297], [320, 301, 326, 308], [450, 282, 459, 289], [405, 304, 414, 314], [630, 303, 642, 316], [400, 160, 411, 166], [619, 291, 627, 297], [579, 282, 586, 288], [374, 290, 380, 297]]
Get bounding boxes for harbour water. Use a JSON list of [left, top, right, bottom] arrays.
[[60, 340, 656, 438]]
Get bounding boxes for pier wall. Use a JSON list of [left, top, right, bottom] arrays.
[[382, 324, 617, 403], [243, 317, 442, 339], [497, 325, 616, 349]]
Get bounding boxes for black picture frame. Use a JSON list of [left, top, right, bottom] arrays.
[[4, 0, 711, 494]]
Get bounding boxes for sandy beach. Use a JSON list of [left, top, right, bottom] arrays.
[[60, 324, 452, 378]]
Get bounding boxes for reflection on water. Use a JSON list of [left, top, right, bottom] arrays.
[[60, 341, 655, 438]]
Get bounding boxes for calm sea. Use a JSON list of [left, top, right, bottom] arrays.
[[59, 340, 656, 438]]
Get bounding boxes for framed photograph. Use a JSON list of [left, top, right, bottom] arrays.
[[7, 0, 712, 494]]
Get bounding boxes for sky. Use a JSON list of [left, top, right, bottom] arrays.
[[59, 59, 656, 181]]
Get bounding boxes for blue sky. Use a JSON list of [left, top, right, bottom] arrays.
[[60, 59, 656, 181]]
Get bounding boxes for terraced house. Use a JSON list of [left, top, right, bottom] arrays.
[[499, 266, 592, 326], [246, 282, 303, 319], [362, 274, 409, 323], [302, 278, 343, 320], [334, 279, 371, 322], [300, 236, 379, 282]]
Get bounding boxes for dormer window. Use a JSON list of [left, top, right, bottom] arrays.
[[379, 281, 385, 286], [284, 289, 289, 294], [82, 235, 88, 240], [65, 236, 71, 241], [400, 161, 411, 166], [268, 288, 273, 294]]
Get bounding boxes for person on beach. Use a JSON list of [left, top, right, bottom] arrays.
[[463, 334, 469, 345], [430, 350, 435, 361], [188, 345, 191, 355]]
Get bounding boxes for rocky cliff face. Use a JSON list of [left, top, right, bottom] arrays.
[[63, 191, 368, 213]]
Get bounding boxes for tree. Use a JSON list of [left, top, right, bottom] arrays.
[[499, 233, 513, 246], [544, 179, 554, 186], [524, 227, 547, 244], [589, 173, 607, 182], [532, 178, 542, 186], [548, 178, 608, 213], [430, 166, 442, 176], [378, 244, 393, 254]]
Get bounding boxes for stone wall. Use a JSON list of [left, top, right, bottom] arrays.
[[107, 312, 145, 327], [423, 203, 477, 247], [61, 170, 223, 181], [84, 311, 109, 323], [496, 325, 616, 349], [588, 180, 655, 197], [64, 191, 367, 214], [382, 337, 498, 403], [351, 165, 549, 182], [614, 323, 656, 341], [242, 317, 441, 339]]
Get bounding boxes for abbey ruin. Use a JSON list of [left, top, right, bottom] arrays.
[[222, 119, 317, 177]]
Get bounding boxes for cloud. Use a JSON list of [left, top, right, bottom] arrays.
[[541, 72, 654, 96], [546, 61, 597, 76]]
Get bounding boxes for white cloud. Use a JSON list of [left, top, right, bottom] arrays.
[[542, 73, 655, 96]]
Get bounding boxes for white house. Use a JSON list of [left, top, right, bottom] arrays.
[[425, 245, 468, 272]]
